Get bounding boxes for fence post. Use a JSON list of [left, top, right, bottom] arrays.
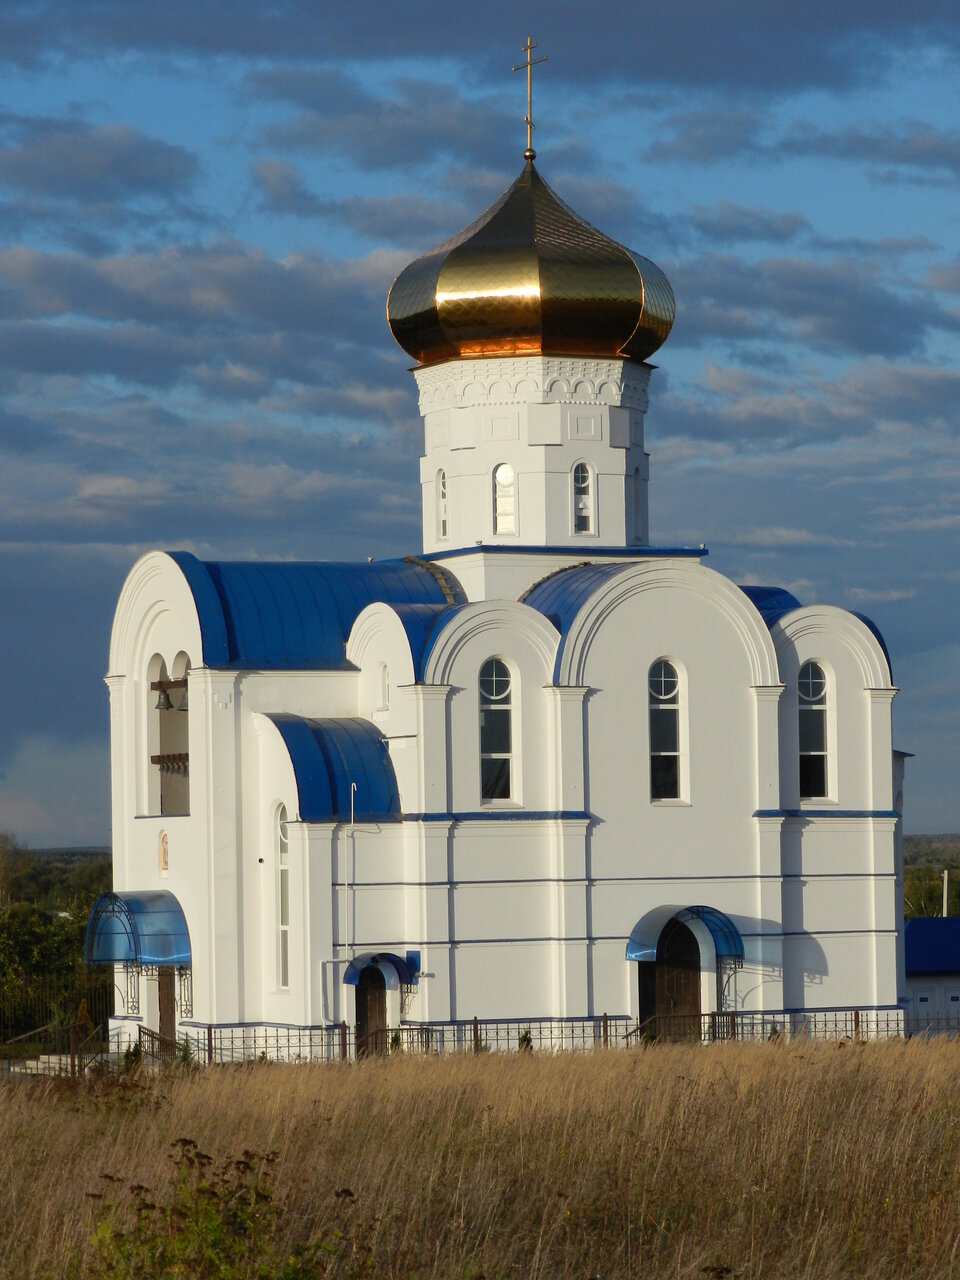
[[339, 1021, 348, 1061], [206, 1024, 214, 1065], [473, 1016, 481, 1054], [69, 1027, 76, 1077], [853, 1009, 861, 1041], [602, 1012, 609, 1048]]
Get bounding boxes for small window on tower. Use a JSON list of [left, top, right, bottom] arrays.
[[436, 469, 448, 541], [573, 462, 594, 534], [493, 463, 516, 535]]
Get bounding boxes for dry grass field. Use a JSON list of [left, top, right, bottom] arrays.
[[3, 1039, 960, 1278]]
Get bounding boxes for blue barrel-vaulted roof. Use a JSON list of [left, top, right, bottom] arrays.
[[169, 551, 465, 671], [84, 890, 191, 967], [522, 561, 636, 681], [738, 584, 802, 627], [626, 905, 745, 967], [268, 714, 401, 823]]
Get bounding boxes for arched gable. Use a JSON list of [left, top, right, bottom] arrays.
[[421, 600, 559, 687], [109, 550, 206, 680], [772, 606, 894, 690], [347, 600, 455, 687], [556, 560, 780, 688]]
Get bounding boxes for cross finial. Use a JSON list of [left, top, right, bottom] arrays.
[[511, 35, 547, 161]]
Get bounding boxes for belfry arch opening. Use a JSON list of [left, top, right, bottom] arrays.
[[148, 651, 191, 816]]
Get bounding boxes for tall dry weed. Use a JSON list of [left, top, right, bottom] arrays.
[[2, 1040, 959, 1278]]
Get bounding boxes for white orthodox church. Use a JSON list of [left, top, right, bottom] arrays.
[[85, 113, 906, 1054]]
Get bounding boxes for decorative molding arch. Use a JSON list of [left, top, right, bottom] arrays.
[[346, 602, 419, 687], [422, 600, 559, 688], [109, 551, 204, 678], [558, 560, 780, 688], [773, 606, 893, 690]]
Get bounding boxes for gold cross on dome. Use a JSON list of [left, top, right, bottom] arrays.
[[512, 35, 547, 160]]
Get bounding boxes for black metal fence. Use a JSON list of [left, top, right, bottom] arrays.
[[0, 970, 117, 1075], [0, 970, 115, 1042], [168, 1008, 908, 1065]]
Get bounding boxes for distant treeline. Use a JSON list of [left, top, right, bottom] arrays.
[[0, 834, 111, 978], [903, 835, 960, 918]]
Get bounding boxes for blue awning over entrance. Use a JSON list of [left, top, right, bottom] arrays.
[[343, 951, 419, 987], [626, 905, 744, 966], [84, 890, 192, 967]]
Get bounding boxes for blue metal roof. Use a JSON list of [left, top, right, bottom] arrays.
[[626, 905, 745, 966], [390, 602, 461, 680], [905, 917, 960, 975], [427, 544, 706, 560], [522, 562, 636, 680], [269, 714, 400, 823], [739, 584, 803, 626], [169, 552, 465, 671], [84, 890, 191, 967]]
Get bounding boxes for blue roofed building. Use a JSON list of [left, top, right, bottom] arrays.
[[88, 120, 906, 1057], [903, 917, 960, 1033]]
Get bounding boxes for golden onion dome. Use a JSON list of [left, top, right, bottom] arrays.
[[386, 158, 675, 366]]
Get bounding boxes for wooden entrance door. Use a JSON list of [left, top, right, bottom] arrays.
[[158, 966, 176, 1058], [653, 918, 701, 1041], [356, 967, 387, 1056]]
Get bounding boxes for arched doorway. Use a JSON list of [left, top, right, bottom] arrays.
[[639, 917, 702, 1041], [356, 966, 387, 1056]]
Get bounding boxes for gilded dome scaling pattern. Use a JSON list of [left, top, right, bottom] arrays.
[[387, 160, 675, 366]]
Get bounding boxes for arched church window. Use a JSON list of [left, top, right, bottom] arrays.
[[479, 658, 513, 801], [493, 463, 516, 535], [573, 462, 594, 534], [379, 662, 390, 711], [798, 661, 828, 799], [649, 659, 680, 800], [633, 465, 644, 542], [436, 469, 448, 541], [277, 805, 290, 990]]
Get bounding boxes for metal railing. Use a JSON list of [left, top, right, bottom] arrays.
[[1, 1021, 124, 1077], [3, 1007, 914, 1075], [171, 1008, 906, 1065]]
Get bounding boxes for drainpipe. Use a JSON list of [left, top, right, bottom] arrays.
[[349, 782, 358, 959]]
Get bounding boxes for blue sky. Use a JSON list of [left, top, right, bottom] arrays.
[[0, 2, 958, 844]]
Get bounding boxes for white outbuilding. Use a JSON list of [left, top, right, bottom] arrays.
[[85, 144, 905, 1056]]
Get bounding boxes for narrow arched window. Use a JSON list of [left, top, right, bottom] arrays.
[[277, 805, 290, 989], [633, 465, 644, 542], [479, 658, 513, 800], [436, 469, 448, 540], [798, 661, 828, 799], [379, 663, 390, 710], [573, 462, 594, 534], [493, 463, 516, 535], [649, 659, 680, 800]]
